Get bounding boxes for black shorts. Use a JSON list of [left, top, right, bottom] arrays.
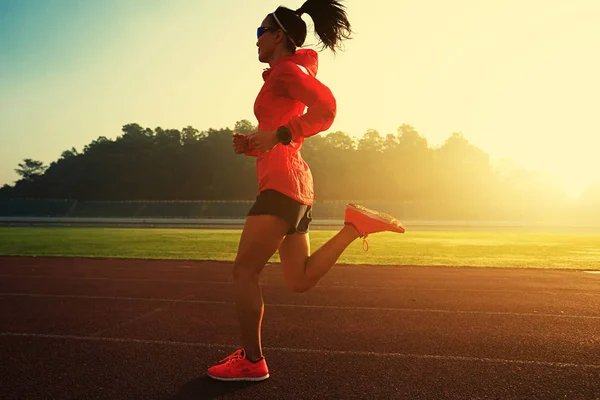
[[247, 189, 312, 235]]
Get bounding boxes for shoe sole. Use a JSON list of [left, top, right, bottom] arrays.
[[346, 204, 405, 233], [208, 373, 270, 382]]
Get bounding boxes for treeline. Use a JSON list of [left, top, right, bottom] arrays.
[[1, 120, 599, 222]]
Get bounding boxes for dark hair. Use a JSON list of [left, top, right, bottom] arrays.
[[269, 0, 352, 54]]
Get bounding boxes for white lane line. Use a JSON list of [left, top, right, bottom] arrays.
[[1, 332, 598, 370], [0, 275, 597, 294], [88, 294, 195, 337], [1, 293, 599, 320], [88, 307, 169, 337]]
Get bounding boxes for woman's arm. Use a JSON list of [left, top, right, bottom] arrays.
[[273, 61, 337, 142]]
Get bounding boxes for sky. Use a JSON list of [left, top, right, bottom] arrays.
[[1, 0, 599, 197]]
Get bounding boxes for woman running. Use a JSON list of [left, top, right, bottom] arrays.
[[208, 0, 405, 381]]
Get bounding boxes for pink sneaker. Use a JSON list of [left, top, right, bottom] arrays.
[[344, 204, 405, 250], [207, 349, 270, 381]]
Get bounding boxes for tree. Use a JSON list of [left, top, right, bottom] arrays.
[[324, 131, 355, 150], [60, 147, 79, 160], [430, 132, 495, 218], [0, 184, 12, 197], [354, 129, 386, 200], [15, 159, 47, 182], [83, 136, 111, 154], [234, 120, 257, 135], [388, 124, 433, 200], [383, 133, 398, 151], [121, 123, 145, 137], [397, 124, 428, 149], [357, 129, 383, 152], [182, 125, 201, 144], [315, 131, 355, 199]]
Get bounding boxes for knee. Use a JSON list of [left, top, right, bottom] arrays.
[[285, 279, 312, 294], [232, 260, 260, 282]]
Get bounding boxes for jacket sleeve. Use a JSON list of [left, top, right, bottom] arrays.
[[273, 61, 337, 141]]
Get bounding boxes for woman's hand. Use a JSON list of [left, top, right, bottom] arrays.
[[249, 130, 278, 153], [232, 133, 249, 154]]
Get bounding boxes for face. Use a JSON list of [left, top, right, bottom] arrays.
[[256, 16, 284, 63]]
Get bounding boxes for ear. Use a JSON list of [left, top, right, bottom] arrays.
[[274, 29, 287, 45]]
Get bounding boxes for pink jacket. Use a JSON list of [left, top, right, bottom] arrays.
[[244, 49, 336, 206]]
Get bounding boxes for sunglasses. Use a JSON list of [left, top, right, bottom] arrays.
[[257, 26, 277, 39]]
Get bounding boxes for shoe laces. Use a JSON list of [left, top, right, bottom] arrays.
[[225, 357, 242, 366], [345, 222, 369, 252], [218, 349, 245, 365]]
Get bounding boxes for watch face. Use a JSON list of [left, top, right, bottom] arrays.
[[278, 127, 291, 144]]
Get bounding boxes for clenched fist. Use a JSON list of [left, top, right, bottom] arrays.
[[232, 133, 249, 154]]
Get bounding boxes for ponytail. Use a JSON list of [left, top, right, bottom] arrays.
[[270, 0, 352, 54], [297, 0, 352, 53]]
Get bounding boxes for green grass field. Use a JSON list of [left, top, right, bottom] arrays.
[[1, 227, 599, 270]]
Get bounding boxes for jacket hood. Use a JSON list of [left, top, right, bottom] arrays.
[[263, 49, 319, 80], [286, 49, 318, 76]]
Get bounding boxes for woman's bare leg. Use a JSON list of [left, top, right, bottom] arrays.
[[232, 215, 289, 361], [278, 225, 360, 293]]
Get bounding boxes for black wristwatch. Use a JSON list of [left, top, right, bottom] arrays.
[[276, 126, 292, 145]]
